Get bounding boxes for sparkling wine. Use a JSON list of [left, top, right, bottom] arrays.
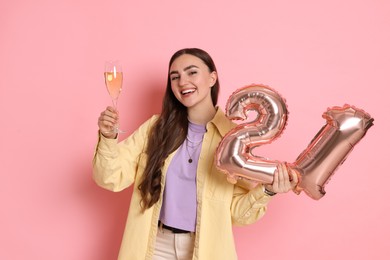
[[104, 71, 123, 99]]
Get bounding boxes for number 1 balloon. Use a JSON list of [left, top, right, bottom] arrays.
[[215, 84, 374, 199], [291, 105, 374, 199]]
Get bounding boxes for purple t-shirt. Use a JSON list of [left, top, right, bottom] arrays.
[[159, 121, 206, 232]]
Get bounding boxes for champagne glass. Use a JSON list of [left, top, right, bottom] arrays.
[[104, 60, 124, 133]]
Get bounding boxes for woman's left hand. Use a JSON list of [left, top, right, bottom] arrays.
[[265, 162, 299, 194]]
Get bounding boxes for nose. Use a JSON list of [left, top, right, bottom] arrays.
[[179, 74, 188, 86]]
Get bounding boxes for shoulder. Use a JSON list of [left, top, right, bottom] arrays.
[[132, 114, 160, 136], [208, 107, 236, 137]]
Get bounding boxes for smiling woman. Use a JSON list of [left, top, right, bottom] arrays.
[[169, 54, 218, 123], [93, 48, 298, 260], [1, 0, 388, 259]]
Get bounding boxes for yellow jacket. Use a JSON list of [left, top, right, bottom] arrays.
[[92, 107, 272, 260]]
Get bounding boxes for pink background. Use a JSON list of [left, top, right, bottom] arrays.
[[1, 0, 389, 259]]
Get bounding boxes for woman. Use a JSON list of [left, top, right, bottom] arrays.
[[93, 48, 298, 260]]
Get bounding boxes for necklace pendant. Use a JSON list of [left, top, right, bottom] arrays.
[[188, 158, 193, 163]]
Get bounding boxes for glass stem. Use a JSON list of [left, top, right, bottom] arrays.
[[112, 98, 119, 110]]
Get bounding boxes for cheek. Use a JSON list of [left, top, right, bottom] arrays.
[[170, 82, 177, 92], [170, 84, 181, 98], [200, 79, 212, 91]]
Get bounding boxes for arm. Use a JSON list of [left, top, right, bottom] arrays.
[[92, 110, 156, 192], [230, 183, 272, 226], [230, 162, 299, 226]]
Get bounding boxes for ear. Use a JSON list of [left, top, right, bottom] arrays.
[[209, 71, 218, 87]]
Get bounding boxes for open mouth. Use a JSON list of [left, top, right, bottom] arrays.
[[181, 88, 196, 96]]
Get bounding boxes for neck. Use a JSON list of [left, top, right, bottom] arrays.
[[187, 103, 217, 125]]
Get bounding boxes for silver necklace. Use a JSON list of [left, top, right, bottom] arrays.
[[186, 137, 203, 148], [185, 138, 202, 163]]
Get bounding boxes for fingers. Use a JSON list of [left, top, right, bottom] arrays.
[[290, 169, 299, 186], [280, 162, 289, 183], [272, 162, 298, 194], [98, 106, 119, 138], [275, 162, 289, 193], [100, 107, 118, 123]]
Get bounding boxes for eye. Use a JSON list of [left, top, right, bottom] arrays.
[[188, 70, 197, 76], [170, 75, 180, 81]]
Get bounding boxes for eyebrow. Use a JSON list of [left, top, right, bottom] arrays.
[[169, 65, 199, 75]]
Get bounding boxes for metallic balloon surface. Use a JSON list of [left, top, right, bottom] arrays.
[[291, 104, 374, 199], [215, 84, 288, 189], [215, 84, 374, 199]]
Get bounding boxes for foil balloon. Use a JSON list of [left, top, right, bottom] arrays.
[[215, 84, 288, 190], [216, 84, 374, 199], [291, 104, 374, 200]]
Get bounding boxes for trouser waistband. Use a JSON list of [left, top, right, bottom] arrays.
[[158, 221, 192, 234]]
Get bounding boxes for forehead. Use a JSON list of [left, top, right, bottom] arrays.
[[169, 54, 207, 71]]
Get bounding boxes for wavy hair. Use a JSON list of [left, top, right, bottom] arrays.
[[138, 48, 220, 210]]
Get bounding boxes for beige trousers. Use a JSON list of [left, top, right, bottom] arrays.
[[152, 227, 195, 260]]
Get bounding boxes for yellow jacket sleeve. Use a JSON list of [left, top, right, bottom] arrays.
[[230, 184, 273, 226], [92, 116, 156, 192]]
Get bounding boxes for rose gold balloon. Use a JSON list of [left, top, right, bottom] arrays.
[[215, 84, 288, 188], [216, 85, 374, 199], [292, 104, 374, 200]]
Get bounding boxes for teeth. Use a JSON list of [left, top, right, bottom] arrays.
[[181, 89, 195, 95]]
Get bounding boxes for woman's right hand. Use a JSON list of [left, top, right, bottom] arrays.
[[98, 106, 119, 139]]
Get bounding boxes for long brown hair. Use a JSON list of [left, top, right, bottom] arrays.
[[138, 48, 220, 210]]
